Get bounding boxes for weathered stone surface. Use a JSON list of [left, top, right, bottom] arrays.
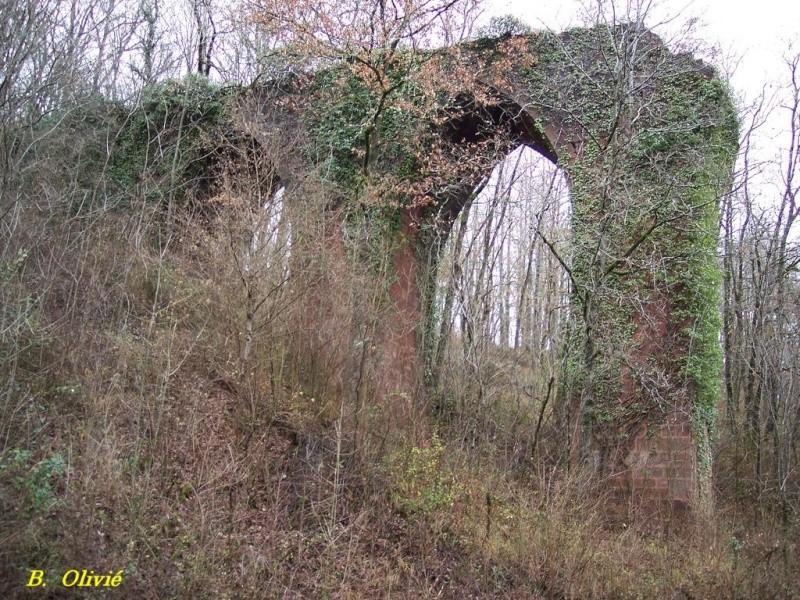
[[263, 24, 737, 520]]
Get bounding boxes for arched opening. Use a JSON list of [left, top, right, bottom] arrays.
[[427, 147, 572, 463], [404, 68, 731, 517], [299, 26, 737, 520]]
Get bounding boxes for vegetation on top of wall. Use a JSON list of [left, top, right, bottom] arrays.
[[493, 24, 741, 480], [6, 2, 796, 596], [108, 75, 239, 207]]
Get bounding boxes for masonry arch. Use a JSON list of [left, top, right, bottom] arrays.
[[292, 24, 738, 519]]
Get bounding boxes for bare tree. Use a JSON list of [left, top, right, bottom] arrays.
[[719, 52, 800, 568]]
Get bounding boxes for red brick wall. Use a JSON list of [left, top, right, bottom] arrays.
[[609, 409, 698, 521]]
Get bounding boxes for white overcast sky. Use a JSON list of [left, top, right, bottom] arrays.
[[489, 0, 799, 200], [494, 0, 799, 98]]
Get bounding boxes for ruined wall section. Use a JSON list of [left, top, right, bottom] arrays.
[[491, 26, 738, 513], [262, 26, 738, 514]]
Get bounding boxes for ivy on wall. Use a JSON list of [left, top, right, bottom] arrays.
[[49, 24, 738, 493], [297, 26, 738, 484]]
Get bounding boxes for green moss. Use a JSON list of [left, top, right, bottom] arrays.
[[306, 59, 431, 201], [109, 75, 237, 206], [530, 26, 738, 481], [53, 25, 737, 494]]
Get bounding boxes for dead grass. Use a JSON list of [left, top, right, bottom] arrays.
[[0, 207, 797, 600]]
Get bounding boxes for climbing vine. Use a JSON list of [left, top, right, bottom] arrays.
[[490, 24, 739, 486], [109, 74, 238, 206], [68, 22, 738, 505], [299, 26, 738, 486]]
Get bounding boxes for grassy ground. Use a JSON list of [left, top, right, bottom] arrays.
[[1, 211, 796, 600]]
